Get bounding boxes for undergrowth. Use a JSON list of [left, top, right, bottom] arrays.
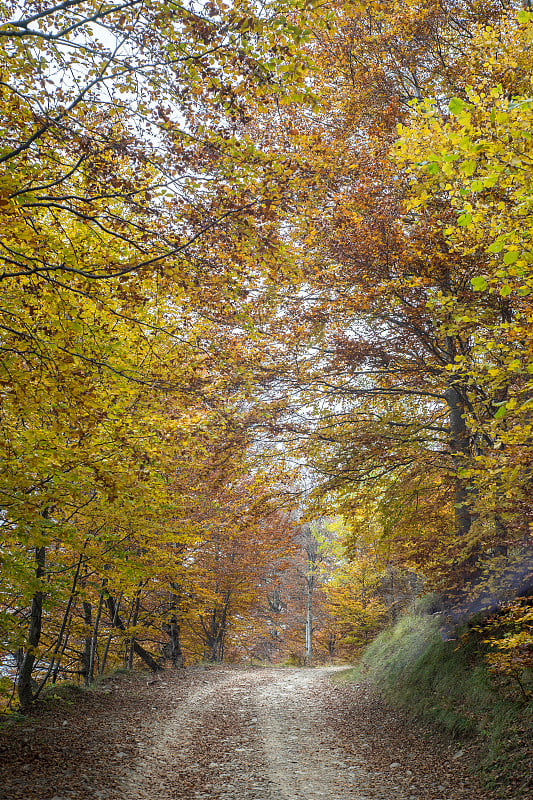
[[345, 600, 533, 799]]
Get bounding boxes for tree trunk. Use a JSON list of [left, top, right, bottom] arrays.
[[100, 593, 122, 676], [89, 583, 105, 683], [106, 595, 162, 672], [164, 615, 184, 668], [217, 597, 229, 662], [305, 568, 315, 664], [52, 618, 71, 684], [444, 341, 475, 561], [305, 592, 313, 665], [205, 608, 220, 662], [81, 598, 92, 686], [36, 551, 85, 697], [203, 595, 230, 663], [127, 590, 141, 671], [302, 527, 318, 666], [18, 545, 46, 710]]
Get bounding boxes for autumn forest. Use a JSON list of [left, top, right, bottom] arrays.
[[0, 0, 532, 713]]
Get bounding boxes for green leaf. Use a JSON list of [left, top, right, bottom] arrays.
[[461, 159, 476, 177], [494, 403, 507, 420], [500, 284, 512, 297], [457, 212, 472, 227], [503, 250, 519, 265], [449, 97, 466, 115], [471, 276, 488, 291]]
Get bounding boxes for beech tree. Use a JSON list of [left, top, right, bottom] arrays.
[[180, 464, 297, 662], [393, 10, 533, 662], [239, 0, 529, 589], [396, 10, 533, 543]]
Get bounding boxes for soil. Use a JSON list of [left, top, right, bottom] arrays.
[[0, 666, 495, 800]]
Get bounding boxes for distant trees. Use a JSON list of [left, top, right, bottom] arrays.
[[177, 470, 297, 663]]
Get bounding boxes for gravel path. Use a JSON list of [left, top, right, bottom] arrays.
[[255, 668, 392, 800], [0, 666, 493, 800]]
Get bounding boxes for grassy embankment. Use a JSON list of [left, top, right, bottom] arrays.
[[342, 599, 533, 799]]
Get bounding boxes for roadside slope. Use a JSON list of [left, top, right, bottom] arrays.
[[349, 609, 533, 799]]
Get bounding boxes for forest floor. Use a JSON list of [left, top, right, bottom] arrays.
[[0, 666, 496, 800]]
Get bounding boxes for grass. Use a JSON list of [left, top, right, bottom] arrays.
[[344, 600, 533, 798]]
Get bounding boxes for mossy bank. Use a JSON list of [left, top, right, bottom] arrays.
[[342, 602, 533, 799]]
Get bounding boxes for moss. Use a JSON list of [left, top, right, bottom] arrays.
[[39, 681, 85, 705]]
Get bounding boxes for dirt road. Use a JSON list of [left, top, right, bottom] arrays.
[[0, 667, 491, 800], [122, 667, 488, 800]]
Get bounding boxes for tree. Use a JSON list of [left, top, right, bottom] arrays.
[[179, 464, 297, 663], [324, 517, 417, 658], [395, 10, 533, 546], [238, 0, 526, 590]]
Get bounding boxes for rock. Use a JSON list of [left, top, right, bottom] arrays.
[[452, 749, 464, 759], [389, 762, 401, 769]]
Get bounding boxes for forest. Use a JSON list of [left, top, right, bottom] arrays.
[[0, 0, 532, 714]]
